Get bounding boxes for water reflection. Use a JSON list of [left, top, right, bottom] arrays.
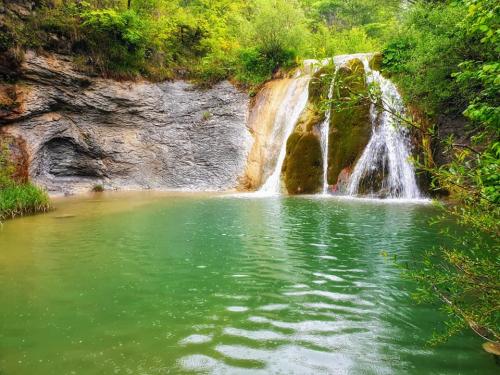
[[0, 193, 494, 375]]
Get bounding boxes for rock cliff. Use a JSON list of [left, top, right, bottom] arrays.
[[0, 52, 252, 194]]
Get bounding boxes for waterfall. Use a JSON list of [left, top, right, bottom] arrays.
[[345, 58, 421, 198], [259, 77, 310, 194], [320, 78, 335, 195], [254, 53, 420, 199]]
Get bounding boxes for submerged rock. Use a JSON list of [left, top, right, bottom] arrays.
[[0, 52, 252, 195]]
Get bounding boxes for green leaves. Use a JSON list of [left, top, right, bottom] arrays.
[[378, 0, 500, 346], [78, 8, 150, 77], [0, 141, 50, 221]]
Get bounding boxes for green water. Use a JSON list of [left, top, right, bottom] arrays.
[[0, 193, 496, 374]]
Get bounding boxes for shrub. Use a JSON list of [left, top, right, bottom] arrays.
[[91, 184, 104, 192], [80, 9, 149, 77], [0, 141, 50, 220], [236, 46, 297, 85], [381, 2, 472, 116]]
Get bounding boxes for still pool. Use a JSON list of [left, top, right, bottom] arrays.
[[0, 192, 496, 374]]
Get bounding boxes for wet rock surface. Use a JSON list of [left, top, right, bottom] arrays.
[[0, 52, 252, 194], [283, 90, 324, 195], [327, 59, 371, 186]]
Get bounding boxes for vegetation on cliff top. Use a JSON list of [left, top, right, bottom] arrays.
[[1, 0, 402, 86]]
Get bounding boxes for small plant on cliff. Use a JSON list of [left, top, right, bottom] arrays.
[[201, 111, 212, 121], [0, 141, 50, 221], [92, 184, 104, 192]]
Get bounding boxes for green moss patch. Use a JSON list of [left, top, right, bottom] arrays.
[[369, 53, 382, 71], [283, 132, 323, 194], [327, 59, 372, 186]]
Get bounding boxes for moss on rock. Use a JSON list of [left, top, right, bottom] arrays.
[[283, 65, 334, 195], [327, 58, 372, 186], [294, 104, 323, 133], [283, 132, 323, 194], [308, 63, 335, 108], [369, 53, 383, 71]]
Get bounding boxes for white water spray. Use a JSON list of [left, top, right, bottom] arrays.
[[320, 78, 335, 195]]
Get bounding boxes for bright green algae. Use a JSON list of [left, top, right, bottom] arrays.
[[0, 192, 496, 374]]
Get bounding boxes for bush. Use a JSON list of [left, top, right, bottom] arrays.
[[234, 0, 307, 85], [0, 142, 50, 220], [91, 184, 104, 192], [381, 2, 472, 116], [80, 9, 149, 78], [236, 46, 297, 85]]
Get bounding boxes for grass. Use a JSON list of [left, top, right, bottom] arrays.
[[0, 183, 50, 221]]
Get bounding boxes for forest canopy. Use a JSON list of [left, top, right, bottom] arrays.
[[1, 0, 402, 84]]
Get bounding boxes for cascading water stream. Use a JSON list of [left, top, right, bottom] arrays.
[[255, 54, 420, 199], [345, 57, 421, 198], [320, 78, 335, 195], [259, 77, 310, 194]]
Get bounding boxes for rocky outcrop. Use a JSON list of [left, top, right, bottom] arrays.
[[0, 51, 252, 194], [283, 130, 322, 194], [282, 70, 329, 194], [327, 59, 371, 187]]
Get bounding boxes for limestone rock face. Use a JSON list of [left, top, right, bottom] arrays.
[[0, 52, 252, 194]]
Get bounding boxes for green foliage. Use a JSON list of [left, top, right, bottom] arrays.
[[0, 142, 15, 189], [5, 0, 405, 85], [381, 0, 500, 346], [0, 183, 51, 221], [80, 8, 149, 77], [231, 0, 308, 85], [453, 0, 500, 132], [382, 2, 471, 116], [92, 184, 104, 192], [0, 142, 50, 221], [237, 47, 297, 85]]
